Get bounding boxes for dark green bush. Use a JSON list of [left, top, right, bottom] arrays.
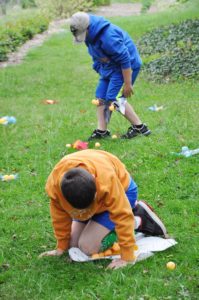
[[21, 0, 36, 9], [143, 47, 199, 83], [0, 42, 9, 61], [137, 19, 199, 82], [177, 0, 189, 3], [141, 0, 154, 13], [93, 0, 111, 5], [0, 14, 49, 62]]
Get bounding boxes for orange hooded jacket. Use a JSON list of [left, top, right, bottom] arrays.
[[45, 149, 136, 261]]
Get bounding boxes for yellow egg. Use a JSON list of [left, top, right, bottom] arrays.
[[109, 105, 115, 111], [91, 99, 99, 106], [112, 135, 117, 139], [95, 142, 101, 148], [3, 175, 10, 181], [66, 144, 71, 148], [166, 261, 176, 270], [0, 118, 6, 124]]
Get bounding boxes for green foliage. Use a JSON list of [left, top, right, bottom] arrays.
[[143, 47, 199, 82], [35, 0, 93, 18], [0, 43, 8, 61], [93, 0, 111, 6], [141, 0, 154, 13], [177, 0, 189, 3], [21, 0, 36, 9], [138, 19, 199, 55], [137, 19, 199, 82], [0, 14, 49, 61], [35, 0, 111, 19]]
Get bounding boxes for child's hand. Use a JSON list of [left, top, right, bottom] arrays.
[[123, 83, 134, 98], [107, 258, 134, 270], [38, 249, 65, 258]]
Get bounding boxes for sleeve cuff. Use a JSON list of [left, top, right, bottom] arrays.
[[57, 239, 69, 251], [120, 246, 136, 261], [121, 62, 131, 69]]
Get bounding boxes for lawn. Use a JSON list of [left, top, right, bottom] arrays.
[[0, 1, 199, 299]]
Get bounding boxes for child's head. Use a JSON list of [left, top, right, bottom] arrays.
[[61, 168, 96, 209]]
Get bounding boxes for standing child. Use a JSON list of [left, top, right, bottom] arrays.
[[69, 12, 151, 140], [40, 150, 167, 269]]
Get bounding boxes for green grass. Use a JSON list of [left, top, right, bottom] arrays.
[[0, 1, 199, 299]]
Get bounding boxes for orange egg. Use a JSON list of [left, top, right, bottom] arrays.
[[104, 249, 113, 256], [112, 243, 120, 251], [91, 253, 100, 259], [98, 252, 105, 258]]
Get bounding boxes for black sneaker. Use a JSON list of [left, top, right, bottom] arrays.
[[121, 124, 151, 139], [133, 200, 167, 237], [88, 129, 111, 141]]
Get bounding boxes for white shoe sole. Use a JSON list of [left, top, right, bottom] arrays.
[[138, 201, 167, 238]]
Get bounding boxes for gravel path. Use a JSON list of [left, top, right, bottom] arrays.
[[95, 3, 142, 17], [0, 1, 176, 68]]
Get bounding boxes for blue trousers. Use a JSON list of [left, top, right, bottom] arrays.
[[95, 67, 140, 102], [75, 177, 138, 231]]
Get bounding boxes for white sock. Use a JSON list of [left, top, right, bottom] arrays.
[[134, 216, 142, 229]]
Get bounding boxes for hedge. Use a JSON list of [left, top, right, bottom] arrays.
[[0, 0, 111, 62], [137, 19, 199, 82], [0, 14, 49, 62]]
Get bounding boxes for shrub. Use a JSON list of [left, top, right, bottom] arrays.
[[0, 14, 49, 62], [137, 19, 199, 82], [141, 0, 154, 13], [0, 42, 9, 61], [93, 0, 111, 5], [35, 0, 94, 18], [21, 0, 36, 9], [35, 0, 111, 19]]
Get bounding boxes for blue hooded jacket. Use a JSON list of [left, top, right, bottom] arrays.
[[85, 15, 142, 78]]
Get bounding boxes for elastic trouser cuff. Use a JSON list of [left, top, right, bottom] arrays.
[[104, 101, 113, 124], [96, 99, 106, 106]]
